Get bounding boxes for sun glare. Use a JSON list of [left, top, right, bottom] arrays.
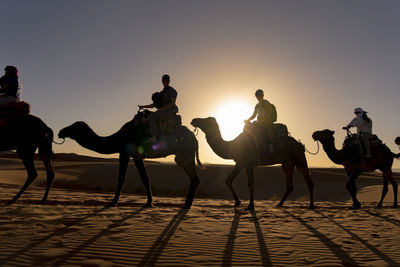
[[213, 101, 253, 140]]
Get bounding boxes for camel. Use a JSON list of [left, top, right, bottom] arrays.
[[395, 137, 400, 146], [191, 117, 314, 210], [312, 129, 399, 208], [58, 112, 202, 209], [0, 115, 55, 204]]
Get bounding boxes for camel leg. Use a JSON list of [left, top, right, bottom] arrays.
[[386, 169, 398, 208], [278, 163, 295, 207], [39, 155, 55, 204], [377, 170, 389, 208], [134, 159, 153, 207], [246, 167, 255, 210], [296, 165, 314, 209], [345, 169, 361, 209], [8, 152, 38, 204], [225, 164, 242, 207], [175, 156, 200, 209], [109, 153, 130, 207]]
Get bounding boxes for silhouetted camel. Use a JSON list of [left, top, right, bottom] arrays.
[[58, 116, 202, 209], [0, 115, 54, 204], [191, 117, 314, 210], [312, 129, 399, 208]]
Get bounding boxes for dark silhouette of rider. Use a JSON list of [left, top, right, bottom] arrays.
[[0, 66, 21, 105], [139, 74, 178, 141], [245, 89, 275, 152]]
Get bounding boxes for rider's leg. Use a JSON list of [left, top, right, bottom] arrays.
[[362, 133, 372, 158], [148, 110, 172, 139]]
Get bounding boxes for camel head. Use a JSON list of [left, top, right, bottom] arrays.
[[395, 137, 400, 146], [312, 129, 335, 144], [191, 117, 218, 132], [58, 121, 91, 140]]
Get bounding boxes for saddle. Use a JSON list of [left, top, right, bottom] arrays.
[[0, 101, 30, 127], [133, 110, 182, 137], [345, 133, 382, 147], [244, 122, 289, 147]]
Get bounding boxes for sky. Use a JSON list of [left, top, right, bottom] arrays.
[[1, 0, 400, 168]]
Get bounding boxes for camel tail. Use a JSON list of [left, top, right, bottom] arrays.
[[39, 126, 54, 160], [195, 139, 203, 169]]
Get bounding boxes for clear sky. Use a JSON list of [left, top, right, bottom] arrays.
[[2, 0, 400, 168]]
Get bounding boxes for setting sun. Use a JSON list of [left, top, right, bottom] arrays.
[[213, 100, 253, 140]]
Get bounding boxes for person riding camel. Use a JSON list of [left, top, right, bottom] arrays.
[[244, 89, 277, 152], [138, 74, 178, 142], [343, 107, 372, 158], [0, 66, 21, 105]]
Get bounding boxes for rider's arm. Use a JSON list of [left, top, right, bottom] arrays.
[[344, 118, 360, 129], [246, 108, 257, 122], [139, 103, 155, 109]]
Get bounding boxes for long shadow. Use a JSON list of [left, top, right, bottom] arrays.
[[221, 209, 241, 267], [315, 210, 399, 266], [281, 209, 359, 266], [363, 210, 400, 227], [250, 210, 272, 266], [1, 206, 110, 265], [52, 206, 145, 266], [138, 208, 188, 267]]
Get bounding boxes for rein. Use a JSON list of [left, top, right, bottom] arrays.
[[304, 140, 320, 155], [53, 138, 66, 145], [193, 127, 199, 136]]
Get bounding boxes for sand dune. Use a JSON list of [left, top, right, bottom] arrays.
[[1, 158, 400, 266], [0, 184, 400, 266]]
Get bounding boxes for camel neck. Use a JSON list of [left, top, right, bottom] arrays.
[[74, 127, 121, 154], [321, 139, 344, 165], [204, 126, 233, 160]]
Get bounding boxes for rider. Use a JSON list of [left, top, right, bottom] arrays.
[[244, 89, 276, 151], [0, 66, 21, 105], [343, 107, 372, 158], [139, 74, 178, 141]]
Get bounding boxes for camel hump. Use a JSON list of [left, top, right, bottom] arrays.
[[0, 101, 30, 127]]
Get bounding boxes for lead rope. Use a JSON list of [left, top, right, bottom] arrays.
[[193, 127, 199, 136], [304, 140, 320, 155], [53, 138, 65, 145]]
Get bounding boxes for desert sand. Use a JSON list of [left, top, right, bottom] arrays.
[[0, 156, 400, 266]]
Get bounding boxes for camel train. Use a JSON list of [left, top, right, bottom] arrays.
[[1, 69, 399, 209], [2, 108, 399, 210]]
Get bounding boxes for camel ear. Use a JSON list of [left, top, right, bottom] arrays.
[[331, 131, 335, 135]]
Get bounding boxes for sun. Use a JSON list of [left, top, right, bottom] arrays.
[[213, 100, 253, 140]]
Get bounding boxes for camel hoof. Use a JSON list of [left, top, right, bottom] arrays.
[[309, 204, 315, 210], [276, 202, 283, 208], [234, 200, 241, 207], [7, 200, 16, 205], [376, 203, 383, 209], [143, 203, 153, 208], [246, 204, 255, 211], [182, 204, 192, 210], [392, 204, 398, 208], [349, 203, 361, 210], [107, 202, 117, 208]]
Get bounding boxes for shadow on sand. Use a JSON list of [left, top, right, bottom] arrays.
[[1, 205, 112, 265], [282, 209, 358, 266], [139, 208, 188, 267], [314, 210, 398, 266]]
